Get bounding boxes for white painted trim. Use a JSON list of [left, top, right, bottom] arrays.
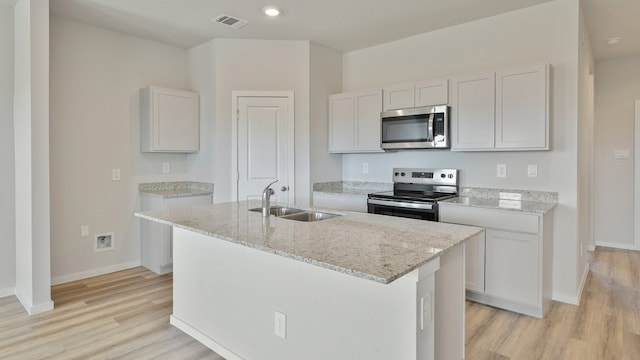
[[575, 263, 590, 306], [551, 293, 580, 306], [171, 315, 243, 360], [51, 260, 141, 286], [15, 291, 54, 315], [586, 244, 596, 251], [635, 100, 640, 250], [0, 287, 15, 298], [595, 241, 640, 251], [231, 91, 296, 204]]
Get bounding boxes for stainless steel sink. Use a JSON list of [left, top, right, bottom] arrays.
[[279, 211, 341, 222], [249, 206, 306, 216]]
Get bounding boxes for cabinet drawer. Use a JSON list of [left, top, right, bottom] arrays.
[[440, 205, 539, 234]]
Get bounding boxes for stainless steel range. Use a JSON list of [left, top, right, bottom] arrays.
[[367, 168, 459, 221]]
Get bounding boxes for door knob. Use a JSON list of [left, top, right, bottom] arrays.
[[280, 186, 289, 192]]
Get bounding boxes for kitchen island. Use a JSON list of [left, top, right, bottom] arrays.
[[136, 201, 483, 360]]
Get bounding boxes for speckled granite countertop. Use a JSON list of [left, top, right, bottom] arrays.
[[139, 181, 213, 198], [135, 200, 482, 284], [312, 181, 392, 197], [441, 187, 558, 214]]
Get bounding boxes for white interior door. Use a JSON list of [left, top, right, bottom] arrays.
[[233, 92, 294, 204]]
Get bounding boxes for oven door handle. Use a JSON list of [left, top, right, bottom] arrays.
[[368, 199, 434, 210]]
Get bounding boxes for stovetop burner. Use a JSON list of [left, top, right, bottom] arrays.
[[368, 190, 456, 202]]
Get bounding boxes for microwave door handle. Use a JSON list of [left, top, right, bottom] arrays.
[[427, 113, 434, 143]]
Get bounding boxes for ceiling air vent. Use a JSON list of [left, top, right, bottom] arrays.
[[213, 14, 249, 29]]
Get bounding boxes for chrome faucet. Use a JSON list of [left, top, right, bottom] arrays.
[[262, 180, 278, 217]]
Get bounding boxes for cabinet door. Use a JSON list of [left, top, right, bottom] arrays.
[[355, 89, 383, 151], [383, 83, 415, 111], [484, 229, 539, 306], [464, 232, 485, 293], [495, 64, 549, 150], [415, 78, 448, 107], [328, 92, 355, 152], [143, 87, 200, 152], [450, 72, 495, 150], [313, 193, 368, 212]]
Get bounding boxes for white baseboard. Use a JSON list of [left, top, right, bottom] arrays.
[[171, 315, 243, 360], [0, 287, 15, 298], [575, 262, 590, 305], [15, 291, 54, 315], [586, 244, 596, 251], [595, 241, 640, 251], [51, 260, 141, 285], [552, 293, 580, 306]]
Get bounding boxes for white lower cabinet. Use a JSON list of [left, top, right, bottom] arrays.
[[312, 192, 367, 212], [440, 204, 553, 318], [141, 194, 212, 274]]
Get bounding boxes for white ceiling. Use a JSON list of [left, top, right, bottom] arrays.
[[0, 0, 629, 60]]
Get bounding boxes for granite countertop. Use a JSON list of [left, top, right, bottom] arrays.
[[139, 181, 213, 198], [440, 187, 558, 214], [135, 200, 483, 284], [312, 181, 392, 197]]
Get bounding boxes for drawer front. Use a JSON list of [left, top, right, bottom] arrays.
[[440, 205, 539, 234]]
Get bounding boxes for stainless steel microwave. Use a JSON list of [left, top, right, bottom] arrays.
[[380, 105, 449, 150]]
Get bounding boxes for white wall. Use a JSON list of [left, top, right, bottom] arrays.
[[594, 55, 640, 250], [309, 43, 343, 184], [13, 0, 52, 313], [0, 3, 15, 296], [342, 0, 582, 302], [189, 39, 312, 205], [49, 17, 191, 283]]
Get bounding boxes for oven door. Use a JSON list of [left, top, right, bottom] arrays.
[[367, 198, 438, 221]]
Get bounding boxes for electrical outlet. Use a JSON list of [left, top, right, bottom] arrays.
[[80, 225, 89, 238], [497, 164, 507, 178], [112, 168, 121, 181], [499, 192, 522, 201], [162, 162, 171, 173], [274, 311, 287, 339], [362, 162, 369, 174], [528, 164, 538, 178]]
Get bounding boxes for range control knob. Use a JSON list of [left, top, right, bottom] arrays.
[[448, 174, 454, 179], [394, 172, 399, 176], [441, 173, 446, 178], [401, 172, 406, 176]]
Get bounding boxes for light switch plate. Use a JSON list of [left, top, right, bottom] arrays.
[[527, 164, 538, 178], [112, 168, 121, 181], [362, 162, 369, 174], [162, 162, 171, 173], [274, 311, 287, 339]]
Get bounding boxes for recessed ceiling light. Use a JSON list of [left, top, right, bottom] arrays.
[[605, 37, 621, 46], [263, 6, 280, 17]]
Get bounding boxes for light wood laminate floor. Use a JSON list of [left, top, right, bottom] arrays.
[[0, 247, 638, 359]]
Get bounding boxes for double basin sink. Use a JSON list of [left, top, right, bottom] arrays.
[[249, 206, 340, 222]]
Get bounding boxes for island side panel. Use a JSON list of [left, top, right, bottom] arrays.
[[434, 241, 467, 360], [170, 227, 438, 360]]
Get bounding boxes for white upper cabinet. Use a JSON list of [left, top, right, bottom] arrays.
[[383, 78, 448, 111], [451, 64, 550, 151], [414, 78, 449, 107], [329, 88, 383, 153], [495, 64, 549, 150], [140, 86, 200, 153], [383, 83, 415, 110], [451, 72, 496, 150], [328, 92, 355, 152]]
